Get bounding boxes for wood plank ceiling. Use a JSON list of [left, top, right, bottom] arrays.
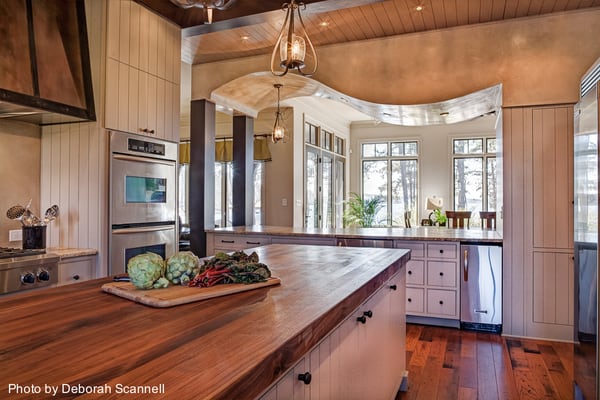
[[137, 0, 600, 65]]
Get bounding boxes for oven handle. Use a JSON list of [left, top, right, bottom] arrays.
[[112, 153, 176, 167], [112, 225, 174, 234]]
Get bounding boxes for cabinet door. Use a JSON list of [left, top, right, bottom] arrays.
[[156, 17, 167, 80], [146, 74, 157, 136], [106, 0, 120, 60], [427, 243, 458, 259], [117, 62, 130, 132], [386, 272, 407, 396], [147, 10, 158, 76], [358, 284, 389, 399], [427, 261, 457, 287], [137, 70, 148, 134], [156, 78, 166, 139], [427, 289, 457, 317], [531, 251, 574, 330], [406, 260, 424, 285], [406, 287, 424, 313], [129, 1, 140, 68], [532, 107, 574, 250], [127, 66, 139, 134], [104, 58, 119, 130]]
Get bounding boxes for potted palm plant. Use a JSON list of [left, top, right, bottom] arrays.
[[343, 193, 384, 227]]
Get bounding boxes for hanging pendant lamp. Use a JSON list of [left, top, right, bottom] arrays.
[[169, 0, 236, 23], [272, 84, 286, 143], [270, 0, 317, 77]]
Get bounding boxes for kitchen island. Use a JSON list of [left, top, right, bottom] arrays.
[[0, 244, 409, 400]]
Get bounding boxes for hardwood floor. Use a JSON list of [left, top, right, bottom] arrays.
[[397, 324, 574, 400]]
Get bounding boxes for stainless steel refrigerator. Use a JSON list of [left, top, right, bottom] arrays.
[[460, 244, 502, 333], [574, 57, 599, 400]]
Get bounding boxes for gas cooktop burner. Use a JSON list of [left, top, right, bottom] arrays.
[[0, 247, 46, 259]]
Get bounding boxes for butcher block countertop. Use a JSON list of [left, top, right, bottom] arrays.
[[207, 225, 503, 243], [0, 244, 409, 400]]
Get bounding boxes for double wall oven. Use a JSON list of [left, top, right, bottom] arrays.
[[110, 131, 178, 275]]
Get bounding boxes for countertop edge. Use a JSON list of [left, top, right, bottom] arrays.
[[206, 225, 503, 243], [47, 248, 98, 259]]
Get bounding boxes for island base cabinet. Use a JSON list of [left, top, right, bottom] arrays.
[[258, 271, 406, 400]]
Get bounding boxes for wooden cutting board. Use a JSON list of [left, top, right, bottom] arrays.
[[101, 277, 281, 308]]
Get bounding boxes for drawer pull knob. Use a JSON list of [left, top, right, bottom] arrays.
[[363, 310, 373, 318], [356, 315, 367, 324], [439, 249, 444, 254], [439, 272, 444, 276], [73, 274, 80, 281], [221, 240, 235, 243], [298, 372, 312, 385], [246, 241, 260, 245], [439, 300, 444, 305], [389, 284, 397, 290], [408, 298, 412, 302], [408, 270, 412, 275]]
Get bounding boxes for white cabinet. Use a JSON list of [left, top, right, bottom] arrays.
[[105, 0, 181, 141], [258, 272, 406, 400], [208, 233, 272, 254], [57, 256, 97, 286], [396, 240, 460, 321]]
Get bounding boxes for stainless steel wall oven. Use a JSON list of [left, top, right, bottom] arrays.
[[109, 131, 177, 275]]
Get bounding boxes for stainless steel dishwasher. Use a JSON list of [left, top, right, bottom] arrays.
[[460, 243, 502, 333]]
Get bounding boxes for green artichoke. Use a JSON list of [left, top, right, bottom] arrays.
[[165, 251, 201, 285], [127, 252, 166, 290]]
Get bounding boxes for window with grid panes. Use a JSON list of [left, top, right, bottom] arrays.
[[452, 137, 497, 227], [304, 122, 345, 228], [360, 141, 419, 227]]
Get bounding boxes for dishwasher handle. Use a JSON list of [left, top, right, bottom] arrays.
[[463, 249, 469, 281]]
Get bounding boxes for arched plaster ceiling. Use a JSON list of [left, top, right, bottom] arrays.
[[210, 72, 502, 126]]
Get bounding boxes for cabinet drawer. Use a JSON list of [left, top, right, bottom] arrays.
[[58, 258, 95, 285], [406, 260, 424, 285], [427, 243, 458, 259], [395, 241, 425, 258], [426, 289, 457, 317], [406, 287, 424, 313], [426, 261, 457, 287], [213, 235, 271, 250]]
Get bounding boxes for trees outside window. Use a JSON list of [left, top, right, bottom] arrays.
[[360, 141, 419, 227], [452, 137, 497, 227]]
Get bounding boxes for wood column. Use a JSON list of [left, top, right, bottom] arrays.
[[232, 115, 254, 226], [189, 99, 215, 257]]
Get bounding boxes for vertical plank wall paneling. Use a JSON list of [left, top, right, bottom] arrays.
[[41, 123, 109, 277], [503, 105, 574, 341], [503, 107, 529, 337]]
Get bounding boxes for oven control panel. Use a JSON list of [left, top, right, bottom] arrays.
[[128, 138, 165, 156]]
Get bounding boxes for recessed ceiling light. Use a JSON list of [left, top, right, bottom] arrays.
[[319, 21, 329, 27], [415, 5, 424, 11], [241, 35, 250, 40]]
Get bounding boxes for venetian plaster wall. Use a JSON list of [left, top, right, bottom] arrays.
[[0, 121, 41, 247], [191, 8, 600, 107]]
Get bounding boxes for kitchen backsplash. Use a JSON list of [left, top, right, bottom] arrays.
[[0, 120, 41, 247]]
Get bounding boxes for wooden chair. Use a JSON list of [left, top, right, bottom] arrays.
[[479, 211, 497, 230], [404, 211, 411, 228], [445, 211, 472, 228]]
